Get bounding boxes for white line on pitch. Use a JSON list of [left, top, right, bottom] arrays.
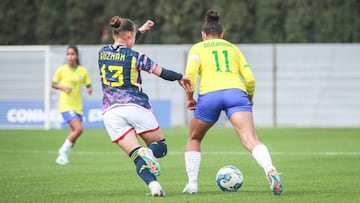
[[0, 150, 360, 156]]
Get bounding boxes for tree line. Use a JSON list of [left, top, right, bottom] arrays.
[[1, 0, 359, 45]]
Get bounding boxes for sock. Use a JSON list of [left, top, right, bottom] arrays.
[[252, 144, 273, 174], [59, 139, 73, 154], [148, 139, 167, 158], [130, 147, 156, 185], [184, 151, 201, 184]]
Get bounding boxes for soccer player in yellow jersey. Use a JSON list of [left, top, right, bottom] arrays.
[[52, 45, 92, 165], [183, 9, 283, 195]]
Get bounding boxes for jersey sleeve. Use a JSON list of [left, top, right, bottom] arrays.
[[82, 68, 92, 87], [185, 46, 200, 92], [238, 50, 256, 95], [136, 53, 157, 73], [52, 67, 62, 84]]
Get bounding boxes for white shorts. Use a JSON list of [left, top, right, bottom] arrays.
[[102, 104, 159, 143]]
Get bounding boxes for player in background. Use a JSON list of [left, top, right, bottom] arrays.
[[182, 9, 283, 195], [51, 45, 93, 165], [98, 16, 191, 197]]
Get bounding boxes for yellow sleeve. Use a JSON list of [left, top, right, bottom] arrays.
[[52, 66, 63, 84], [238, 51, 256, 95], [82, 68, 92, 87], [185, 46, 200, 92]]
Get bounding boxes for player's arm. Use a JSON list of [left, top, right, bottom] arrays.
[[51, 82, 71, 93], [52, 68, 71, 93], [135, 20, 155, 41], [83, 70, 93, 95], [184, 48, 200, 110], [185, 90, 196, 110], [86, 84, 93, 95], [152, 65, 192, 92], [238, 51, 255, 105]]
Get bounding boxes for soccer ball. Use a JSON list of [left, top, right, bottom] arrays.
[[216, 165, 243, 192]]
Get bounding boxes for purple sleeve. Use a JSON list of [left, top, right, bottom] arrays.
[[136, 53, 157, 73]]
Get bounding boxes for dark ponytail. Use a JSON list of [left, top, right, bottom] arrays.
[[110, 16, 136, 36], [201, 9, 223, 35]]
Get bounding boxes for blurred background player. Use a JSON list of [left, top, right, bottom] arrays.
[[51, 45, 93, 165], [182, 9, 283, 195], [98, 16, 191, 196]]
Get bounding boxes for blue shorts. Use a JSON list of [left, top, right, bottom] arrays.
[[61, 110, 83, 123], [194, 89, 252, 123]]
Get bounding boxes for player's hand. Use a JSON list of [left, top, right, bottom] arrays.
[[248, 95, 254, 106], [186, 98, 196, 110], [62, 86, 71, 93], [87, 86, 93, 95], [178, 76, 192, 92], [138, 20, 155, 34]]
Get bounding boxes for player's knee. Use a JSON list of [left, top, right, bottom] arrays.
[[149, 139, 167, 158]]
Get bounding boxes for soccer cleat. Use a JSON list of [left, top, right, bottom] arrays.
[[138, 147, 161, 176], [55, 151, 70, 165], [266, 167, 282, 195], [148, 181, 166, 197], [182, 183, 198, 194]]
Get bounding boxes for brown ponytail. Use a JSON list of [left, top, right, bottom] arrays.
[[201, 9, 223, 36]]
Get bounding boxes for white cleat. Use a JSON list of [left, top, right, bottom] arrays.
[[266, 167, 283, 195], [138, 147, 160, 176], [148, 181, 165, 197], [182, 183, 198, 194], [55, 151, 70, 165]]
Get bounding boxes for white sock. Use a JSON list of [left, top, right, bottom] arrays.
[[148, 181, 160, 188], [184, 151, 201, 184], [59, 139, 73, 154], [252, 144, 273, 175]]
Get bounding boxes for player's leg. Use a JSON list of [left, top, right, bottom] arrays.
[[141, 128, 167, 159], [183, 116, 213, 194], [56, 111, 83, 165], [115, 130, 164, 196], [183, 92, 220, 194], [103, 106, 165, 196], [67, 117, 84, 143], [229, 111, 282, 195], [129, 107, 167, 176]]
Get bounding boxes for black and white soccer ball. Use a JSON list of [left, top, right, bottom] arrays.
[[216, 165, 244, 192]]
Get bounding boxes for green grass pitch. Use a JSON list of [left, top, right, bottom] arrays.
[[0, 127, 359, 203]]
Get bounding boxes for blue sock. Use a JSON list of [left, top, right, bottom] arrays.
[[129, 147, 156, 185], [148, 139, 167, 158]]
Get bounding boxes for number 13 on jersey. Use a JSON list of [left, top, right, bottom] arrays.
[[100, 64, 124, 87]]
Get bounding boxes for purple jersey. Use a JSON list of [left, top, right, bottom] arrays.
[[98, 45, 157, 111]]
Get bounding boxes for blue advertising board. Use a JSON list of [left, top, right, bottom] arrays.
[[0, 100, 171, 129]]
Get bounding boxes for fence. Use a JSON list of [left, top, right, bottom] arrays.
[[0, 44, 359, 128]]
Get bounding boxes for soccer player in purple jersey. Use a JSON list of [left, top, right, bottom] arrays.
[[98, 16, 191, 197], [52, 20, 154, 166]]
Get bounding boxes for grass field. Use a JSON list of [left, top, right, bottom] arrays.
[[0, 127, 359, 203]]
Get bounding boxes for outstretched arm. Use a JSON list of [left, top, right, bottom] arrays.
[[152, 65, 192, 92], [136, 20, 155, 40], [138, 20, 155, 34]]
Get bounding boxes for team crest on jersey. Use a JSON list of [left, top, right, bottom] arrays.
[[78, 75, 83, 81]]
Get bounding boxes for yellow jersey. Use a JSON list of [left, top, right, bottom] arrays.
[[185, 38, 255, 95], [52, 64, 92, 114]]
